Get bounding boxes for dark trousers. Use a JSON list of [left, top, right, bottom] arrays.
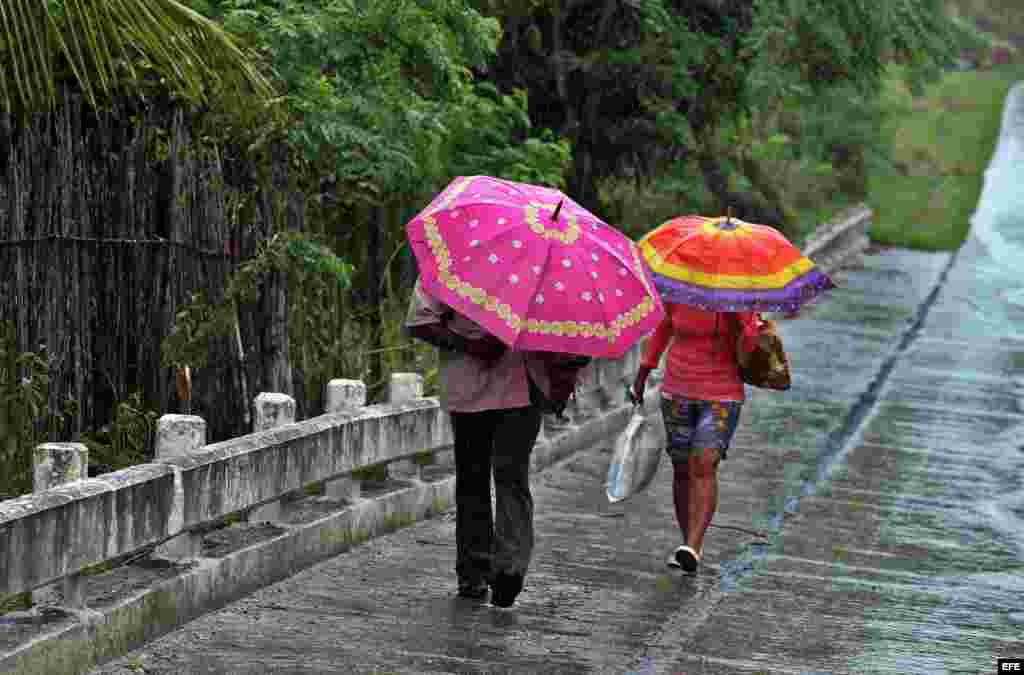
[[449, 405, 543, 584]]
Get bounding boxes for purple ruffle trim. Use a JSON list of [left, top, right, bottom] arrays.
[[650, 269, 836, 313]]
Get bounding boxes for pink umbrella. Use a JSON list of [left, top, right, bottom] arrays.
[[406, 175, 665, 358]]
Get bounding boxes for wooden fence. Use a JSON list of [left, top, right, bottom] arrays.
[[0, 93, 300, 454]]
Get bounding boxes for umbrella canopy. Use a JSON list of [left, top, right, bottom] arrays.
[[406, 175, 665, 358], [637, 214, 835, 312]]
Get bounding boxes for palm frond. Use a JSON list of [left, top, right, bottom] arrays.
[[0, 0, 274, 116], [0, 1, 43, 109]]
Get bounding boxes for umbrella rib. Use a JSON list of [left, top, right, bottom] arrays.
[[734, 230, 756, 291], [572, 240, 603, 338], [584, 229, 639, 349], [598, 233, 637, 341], [522, 239, 553, 344]]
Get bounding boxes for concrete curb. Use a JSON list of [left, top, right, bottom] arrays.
[[1, 401, 640, 675], [801, 203, 872, 277]]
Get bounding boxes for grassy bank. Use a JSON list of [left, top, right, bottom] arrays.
[[868, 62, 1024, 251]]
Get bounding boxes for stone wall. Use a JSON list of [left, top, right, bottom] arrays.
[[0, 355, 639, 600]]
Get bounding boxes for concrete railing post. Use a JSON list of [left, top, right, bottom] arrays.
[[248, 393, 297, 523], [325, 379, 367, 415], [32, 443, 89, 608], [323, 379, 367, 502], [254, 392, 296, 432], [389, 372, 424, 404], [155, 413, 207, 459], [388, 373, 425, 481], [153, 414, 207, 562], [436, 408, 456, 469], [33, 442, 89, 492]]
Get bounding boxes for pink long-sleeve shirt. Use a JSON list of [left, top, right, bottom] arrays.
[[404, 278, 554, 413], [640, 304, 763, 402]]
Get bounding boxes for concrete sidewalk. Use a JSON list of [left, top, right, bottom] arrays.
[[84, 235, 1024, 675], [639, 240, 1024, 675]]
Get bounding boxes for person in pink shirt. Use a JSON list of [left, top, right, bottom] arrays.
[[405, 278, 588, 606], [632, 303, 763, 572]]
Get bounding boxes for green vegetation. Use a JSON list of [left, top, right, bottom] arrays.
[[0, 0, 272, 117], [0, 321, 79, 498], [480, 0, 959, 241], [869, 62, 1024, 250], [592, 1, 1024, 252], [865, 0, 1024, 250], [186, 0, 573, 400], [319, 524, 371, 548], [161, 230, 357, 417], [1, 314, 155, 495], [82, 392, 159, 475], [1, 0, 1020, 494], [0, 591, 31, 613]]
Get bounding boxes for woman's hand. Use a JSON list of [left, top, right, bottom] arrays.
[[631, 365, 653, 404]]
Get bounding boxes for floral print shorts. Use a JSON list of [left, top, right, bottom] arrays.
[[660, 395, 743, 463]]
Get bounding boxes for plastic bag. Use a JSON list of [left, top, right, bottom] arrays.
[[606, 396, 664, 503]]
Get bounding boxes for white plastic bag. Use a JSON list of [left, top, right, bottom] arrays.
[[606, 400, 664, 503]]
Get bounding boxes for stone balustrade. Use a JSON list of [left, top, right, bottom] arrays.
[[0, 347, 644, 601]]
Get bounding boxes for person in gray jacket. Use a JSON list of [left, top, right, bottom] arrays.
[[405, 278, 587, 606]]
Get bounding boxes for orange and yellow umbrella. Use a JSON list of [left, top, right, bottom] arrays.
[[638, 214, 834, 312]]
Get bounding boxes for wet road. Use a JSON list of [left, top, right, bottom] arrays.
[[90, 85, 1024, 674]]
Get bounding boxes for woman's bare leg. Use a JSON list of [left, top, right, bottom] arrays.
[[685, 447, 720, 554], [671, 462, 690, 542]]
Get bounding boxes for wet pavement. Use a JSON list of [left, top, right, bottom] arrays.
[[89, 86, 1024, 675]]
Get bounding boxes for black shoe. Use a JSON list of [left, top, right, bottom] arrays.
[[457, 581, 489, 599], [673, 545, 701, 574], [489, 572, 524, 608]]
